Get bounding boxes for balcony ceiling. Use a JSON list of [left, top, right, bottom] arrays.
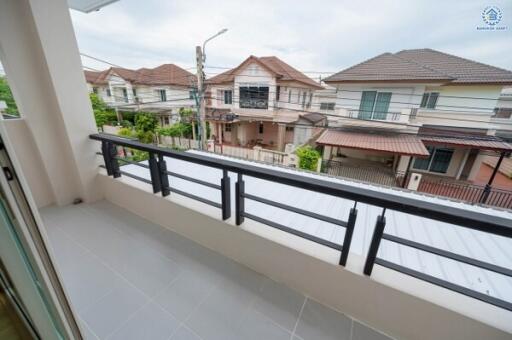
[[68, 0, 118, 13]]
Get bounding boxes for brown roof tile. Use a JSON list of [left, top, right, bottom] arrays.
[[316, 130, 430, 156], [325, 49, 512, 85], [206, 56, 322, 89], [84, 64, 195, 86]]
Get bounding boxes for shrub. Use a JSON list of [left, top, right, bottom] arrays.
[[296, 146, 321, 171]]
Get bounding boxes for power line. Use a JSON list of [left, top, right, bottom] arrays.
[[205, 94, 512, 128]]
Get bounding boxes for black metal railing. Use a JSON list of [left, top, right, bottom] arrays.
[[90, 133, 512, 310], [417, 177, 512, 209]]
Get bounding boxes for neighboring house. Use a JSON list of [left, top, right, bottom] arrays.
[[493, 87, 512, 142], [317, 48, 512, 182], [84, 64, 196, 126], [205, 56, 325, 151]]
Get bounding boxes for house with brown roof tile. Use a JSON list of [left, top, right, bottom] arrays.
[[205, 56, 325, 152], [84, 64, 196, 126], [317, 48, 512, 184]]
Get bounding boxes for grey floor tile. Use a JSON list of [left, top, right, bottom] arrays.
[[252, 279, 306, 332], [107, 302, 180, 340], [184, 283, 256, 340], [60, 252, 119, 312], [80, 278, 148, 339], [110, 245, 182, 298], [170, 326, 202, 340], [237, 308, 292, 340], [295, 299, 352, 340], [352, 321, 392, 340], [155, 268, 218, 321]]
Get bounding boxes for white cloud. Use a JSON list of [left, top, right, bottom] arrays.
[[71, 0, 512, 75]]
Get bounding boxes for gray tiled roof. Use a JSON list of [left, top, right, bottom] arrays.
[[325, 49, 512, 85]]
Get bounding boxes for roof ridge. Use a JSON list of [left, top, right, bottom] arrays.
[[392, 52, 455, 80], [422, 48, 512, 74], [324, 52, 392, 80]]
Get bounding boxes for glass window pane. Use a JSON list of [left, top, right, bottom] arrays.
[[373, 92, 391, 119], [429, 148, 453, 173], [413, 146, 433, 170], [358, 91, 376, 119], [420, 93, 429, 108], [427, 92, 439, 109]]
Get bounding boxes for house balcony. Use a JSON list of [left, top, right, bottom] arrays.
[[328, 108, 417, 131], [1, 1, 511, 339]]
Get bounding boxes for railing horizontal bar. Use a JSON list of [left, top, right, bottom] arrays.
[[119, 170, 152, 184], [375, 258, 512, 311], [90, 134, 512, 236], [244, 193, 348, 227], [382, 234, 512, 277], [243, 212, 344, 251], [166, 170, 221, 190], [169, 188, 222, 209], [115, 157, 150, 169]]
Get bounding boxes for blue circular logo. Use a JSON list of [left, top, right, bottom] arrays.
[[482, 6, 503, 26]]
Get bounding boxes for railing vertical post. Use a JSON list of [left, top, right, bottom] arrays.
[[158, 154, 170, 197], [101, 141, 120, 178], [221, 169, 231, 220], [339, 206, 357, 266], [364, 208, 387, 276], [148, 152, 162, 194], [235, 173, 245, 225]]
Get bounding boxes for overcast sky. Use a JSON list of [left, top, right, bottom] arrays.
[[71, 0, 512, 79]]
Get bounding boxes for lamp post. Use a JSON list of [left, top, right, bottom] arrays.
[[195, 29, 228, 150]]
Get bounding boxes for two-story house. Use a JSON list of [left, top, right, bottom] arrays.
[[317, 49, 512, 183], [205, 56, 325, 151], [84, 64, 196, 126]]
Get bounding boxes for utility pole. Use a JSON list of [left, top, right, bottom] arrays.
[[195, 46, 206, 150]]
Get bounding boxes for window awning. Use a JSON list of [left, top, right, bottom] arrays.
[[316, 130, 430, 157], [420, 128, 512, 152]]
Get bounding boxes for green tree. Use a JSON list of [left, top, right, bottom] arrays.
[[89, 93, 116, 129], [296, 146, 321, 171], [0, 76, 19, 116], [134, 112, 158, 143]]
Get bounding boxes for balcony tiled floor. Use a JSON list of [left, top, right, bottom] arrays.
[[40, 200, 392, 340]]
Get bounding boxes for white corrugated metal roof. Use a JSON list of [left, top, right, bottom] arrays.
[[121, 151, 512, 305]]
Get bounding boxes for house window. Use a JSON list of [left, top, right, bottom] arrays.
[[358, 91, 391, 120], [286, 126, 294, 132], [164, 116, 170, 125], [493, 107, 512, 119], [223, 90, 233, 104], [225, 124, 232, 132], [276, 86, 281, 102], [189, 90, 196, 100], [106, 89, 111, 97], [420, 92, 439, 109], [158, 89, 167, 102], [288, 90, 292, 103], [297, 91, 301, 103], [132, 88, 137, 97], [122, 88, 128, 102], [302, 92, 307, 107], [239, 86, 269, 109], [413, 146, 454, 173], [320, 102, 336, 110], [308, 92, 313, 108], [258, 122, 264, 134], [92, 87, 98, 94]]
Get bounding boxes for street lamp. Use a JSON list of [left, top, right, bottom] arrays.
[[202, 28, 228, 63], [196, 28, 228, 150]]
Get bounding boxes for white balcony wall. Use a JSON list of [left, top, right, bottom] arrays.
[[0, 0, 102, 206], [208, 85, 234, 109], [276, 83, 314, 111]]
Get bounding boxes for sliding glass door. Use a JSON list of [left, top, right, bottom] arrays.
[[358, 91, 392, 120]]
